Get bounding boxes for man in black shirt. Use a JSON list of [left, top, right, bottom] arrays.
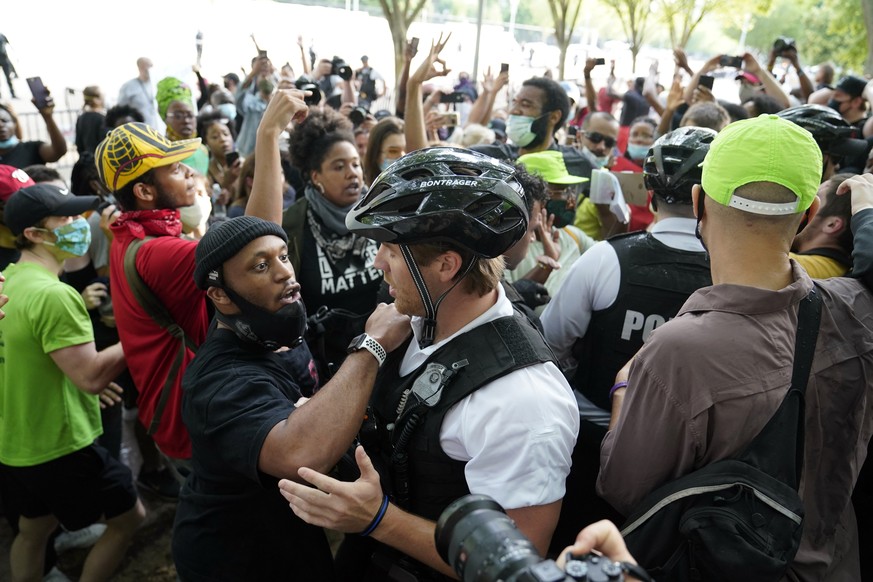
[[172, 216, 410, 581]]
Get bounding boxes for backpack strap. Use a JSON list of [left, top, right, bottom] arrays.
[[123, 236, 199, 435], [562, 225, 581, 250], [739, 284, 822, 488]]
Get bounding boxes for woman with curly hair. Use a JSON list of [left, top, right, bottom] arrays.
[[283, 107, 382, 377]]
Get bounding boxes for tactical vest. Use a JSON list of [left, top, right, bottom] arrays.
[[571, 231, 711, 410], [366, 310, 555, 522]]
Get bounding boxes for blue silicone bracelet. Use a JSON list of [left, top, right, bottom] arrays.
[[359, 494, 390, 537]]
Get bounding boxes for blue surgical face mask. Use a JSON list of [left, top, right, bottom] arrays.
[[39, 217, 91, 257], [507, 114, 539, 147], [216, 103, 237, 121], [380, 157, 399, 172], [0, 136, 20, 149], [626, 143, 650, 161]]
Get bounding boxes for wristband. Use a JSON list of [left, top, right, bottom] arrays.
[[359, 494, 390, 537], [347, 333, 388, 367], [609, 381, 628, 399]]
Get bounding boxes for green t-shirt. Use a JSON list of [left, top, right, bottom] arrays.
[[0, 261, 100, 466]]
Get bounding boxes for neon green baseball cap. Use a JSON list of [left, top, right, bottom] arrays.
[[701, 114, 822, 215], [518, 150, 589, 185]]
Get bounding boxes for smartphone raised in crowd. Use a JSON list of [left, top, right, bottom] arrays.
[[500, 63, 509, 74], [26, 77, 50, 109], [698, 75, 715, 91], [225, 151, 240, 166], [594, 58, 606, 66], [719, 55, 743, 68], [439, 92, 467, 104], [410, 37, 420, 52], [440, 112, 460, 127]]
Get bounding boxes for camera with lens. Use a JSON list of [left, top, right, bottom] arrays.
[[348, 105, 371, 127], [436, 494, 644, 582], [294, 75, 322, 106], [773, 36, 796, 55], [331, 56, 354, 81]]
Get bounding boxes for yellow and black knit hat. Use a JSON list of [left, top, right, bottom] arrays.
[[95, 122, 201, 192]]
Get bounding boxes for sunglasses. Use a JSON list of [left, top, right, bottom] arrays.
[[584, 131, 616, 148]]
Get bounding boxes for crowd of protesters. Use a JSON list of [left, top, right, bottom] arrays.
[[0, 26, 872, 582]]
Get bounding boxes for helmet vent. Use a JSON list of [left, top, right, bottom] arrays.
[[447, 164, 483, 177], [376, 192, 426, 215], [400, 168, 435, 181]]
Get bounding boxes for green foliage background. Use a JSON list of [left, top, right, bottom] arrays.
[[280, 0, 867, 73]]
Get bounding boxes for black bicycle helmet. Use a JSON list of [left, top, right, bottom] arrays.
[[643, 127, 717, 204], [777, 104, 867, 159], [347, 146, 528, 258]]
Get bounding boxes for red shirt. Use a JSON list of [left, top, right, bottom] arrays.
[[611, 155, 654, 232], [109, 210, 208, 459]]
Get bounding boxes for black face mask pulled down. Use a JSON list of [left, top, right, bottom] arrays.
[[216, 284, 307, 351]]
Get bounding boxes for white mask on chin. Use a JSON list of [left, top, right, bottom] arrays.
[[180, 195, 213, 232]]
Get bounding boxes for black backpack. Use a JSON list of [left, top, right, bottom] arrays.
[[619, 286, 822, 582]]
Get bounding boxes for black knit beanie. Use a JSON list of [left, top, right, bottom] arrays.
[[194, 216, 288, 289]]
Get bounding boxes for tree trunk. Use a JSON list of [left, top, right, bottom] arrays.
[[392, 22, 406, 90], [863, 0, 873, 75]]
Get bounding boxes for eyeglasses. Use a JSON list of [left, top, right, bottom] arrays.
[[166, 112, 195, 121], [547, 185, 579, 199], [584, 131, 616, 148]]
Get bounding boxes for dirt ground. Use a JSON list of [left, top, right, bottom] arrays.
[[0, 414, 178, 581]]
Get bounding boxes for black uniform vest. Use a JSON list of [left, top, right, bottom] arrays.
[[571, 231, 711, 410], [367, 309, 556, 522]]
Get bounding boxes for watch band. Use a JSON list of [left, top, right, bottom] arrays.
[[354, 334, 387, 367]]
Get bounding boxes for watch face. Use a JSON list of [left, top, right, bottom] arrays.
[[347, 333, 366, 353]]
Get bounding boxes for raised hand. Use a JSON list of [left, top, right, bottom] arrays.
[[410, 32, 453, 85]]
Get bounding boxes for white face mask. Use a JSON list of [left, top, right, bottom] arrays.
[[507, 114, 538, 147], [180, 194, 213, 231], [582, 145, 610, 168]]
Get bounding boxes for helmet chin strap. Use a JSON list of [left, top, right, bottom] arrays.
[[399, 244, 477, 348]]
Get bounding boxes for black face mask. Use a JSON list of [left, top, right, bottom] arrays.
[[827, 99, 843, 114], [216, 283, 307, 351], [545, 199, 576, 228]]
